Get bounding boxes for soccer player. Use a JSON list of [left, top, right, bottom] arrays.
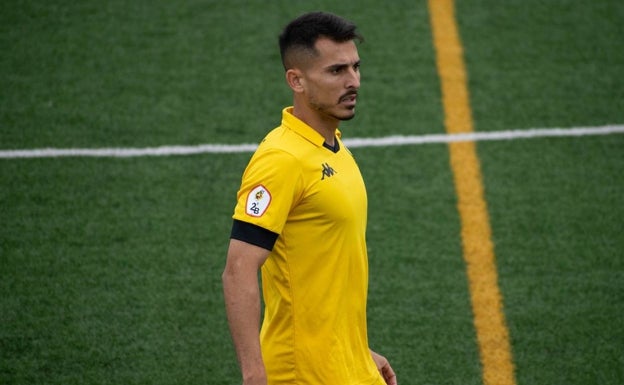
[[222, 11, 397, 385]]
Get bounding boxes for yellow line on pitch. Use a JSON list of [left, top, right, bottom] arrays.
[[428, 1, 517, 384]]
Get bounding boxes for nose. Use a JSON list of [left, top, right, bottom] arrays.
[[346, 67, 360, 90]]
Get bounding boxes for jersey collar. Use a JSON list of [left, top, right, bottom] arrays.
[[281, 107, 342, 148]]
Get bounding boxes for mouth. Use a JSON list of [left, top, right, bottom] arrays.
[[339, 92, 358, 106]]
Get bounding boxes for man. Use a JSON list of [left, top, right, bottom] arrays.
[[222, 11, 397, 385]]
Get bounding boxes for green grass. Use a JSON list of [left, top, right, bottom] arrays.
[[457, 0, 624, 130], [1, 1, 623, 384], [480, 136, 624, 384], [1, 156, 243, 383], [361, 145, 481, 384]]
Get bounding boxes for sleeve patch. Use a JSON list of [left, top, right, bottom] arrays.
[[245, 185, 271, 217]]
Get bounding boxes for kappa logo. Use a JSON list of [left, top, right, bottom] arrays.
[[246, 185, 271, 217], [321, 163, 337, 180]]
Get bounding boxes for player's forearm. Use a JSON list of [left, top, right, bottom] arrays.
[[222, 267, 266, 382]]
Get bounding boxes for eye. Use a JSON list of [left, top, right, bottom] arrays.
[[330, 65, 346, 75]]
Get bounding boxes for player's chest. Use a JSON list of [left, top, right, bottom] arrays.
[[296, 152, 367, 220]]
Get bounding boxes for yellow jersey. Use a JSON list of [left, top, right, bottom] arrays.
[[232, 107, 384, 385]]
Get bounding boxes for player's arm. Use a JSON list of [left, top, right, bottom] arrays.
[[371, 349, 397, 385], [222, 238, 271, 385]]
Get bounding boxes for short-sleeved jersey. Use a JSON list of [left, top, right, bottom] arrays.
[[232, 107, 384, 385]]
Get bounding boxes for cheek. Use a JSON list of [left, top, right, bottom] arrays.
[[312, 78, 341, 98], [303, 74, 343, 104]]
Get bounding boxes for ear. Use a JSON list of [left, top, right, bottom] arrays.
[[285, 69, 305, 93]]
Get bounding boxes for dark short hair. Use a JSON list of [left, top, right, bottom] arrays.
[[278, 11, 363, 70]]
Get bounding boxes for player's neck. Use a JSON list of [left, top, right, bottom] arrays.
[[292, 105, 338, 146]]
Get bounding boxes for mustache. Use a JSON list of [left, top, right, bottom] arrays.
[[339, 90, 358, 102]]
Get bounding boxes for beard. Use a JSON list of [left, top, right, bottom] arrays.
[[309, 91, 358, 121]]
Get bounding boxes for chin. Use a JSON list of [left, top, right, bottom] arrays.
[[337, 109, 356, 121]]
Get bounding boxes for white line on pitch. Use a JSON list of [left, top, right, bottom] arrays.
[[1, 124, 623, 159]]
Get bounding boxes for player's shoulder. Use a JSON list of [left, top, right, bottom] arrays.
[[256, 125, 309, 159], [247, 128, 301, 173]]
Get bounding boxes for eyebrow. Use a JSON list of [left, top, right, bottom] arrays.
[[325, 60, 360, 72]]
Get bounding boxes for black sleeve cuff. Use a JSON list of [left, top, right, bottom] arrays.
[[230, 219, 279, 251]]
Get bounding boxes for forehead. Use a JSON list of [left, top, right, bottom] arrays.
[[312, 38, 359, 66]]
